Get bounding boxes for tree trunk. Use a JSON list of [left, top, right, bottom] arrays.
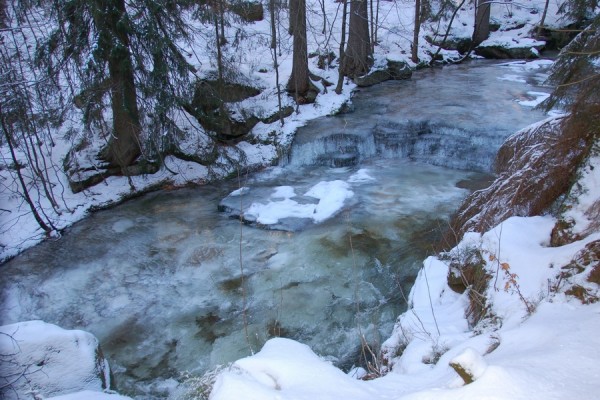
[[342, 0, 372, 78], [335, 0, 349, 94], [472, 0, 490, 45], [412, 0, 421, 63], [93, 0, 141, 168], [287, 0, 310, 101], [288, 0, 298, 35], [270, 0, 284, 125], [537, 0, 550, 38]]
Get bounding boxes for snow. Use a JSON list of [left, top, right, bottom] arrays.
[[211, 212, 600, 400], [449, 348, 488, 381], [517, 91, 550, 107], [3, 0, 600, 399], [0, 321, 113, 399], [210, 338, 374, 400], [244, 180, 353, 225], [211, 142, 600, 400]]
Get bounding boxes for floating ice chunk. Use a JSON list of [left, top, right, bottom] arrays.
[[247, 198, 315, 224], [271, 185, 296, 199], [305, 180, 354, 223], [245, 180, 354, 225], [348, 169, 376, 183]]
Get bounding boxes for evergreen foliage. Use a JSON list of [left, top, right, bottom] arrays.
[[544, 14, 600, 111], [32, 0, 202, 165], [557, 0, 599, 25]]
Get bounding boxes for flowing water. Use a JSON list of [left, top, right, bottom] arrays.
[[0, 60, 552, 398]]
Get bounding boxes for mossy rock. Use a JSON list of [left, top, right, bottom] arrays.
[[354, 60, 412, 87]]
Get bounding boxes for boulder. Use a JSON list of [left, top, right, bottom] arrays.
[[474, 44, 542, 59], [354, 59, 412, 87], [187, 80, 263, 143], [0, 321, 113, 399], [426, 35, 473, 54]]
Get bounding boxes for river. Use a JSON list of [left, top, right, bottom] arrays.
[[0, 59, 552, 398]]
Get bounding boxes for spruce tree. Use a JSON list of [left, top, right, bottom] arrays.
[[33, 0, 200, 170]]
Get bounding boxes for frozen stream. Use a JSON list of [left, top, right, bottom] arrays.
[[0, 60, 552, 398]]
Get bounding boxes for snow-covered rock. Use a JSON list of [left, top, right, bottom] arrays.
[[447, 114, 593, 243], [210, 338, 374, 400], [0, 321, 113, 399]]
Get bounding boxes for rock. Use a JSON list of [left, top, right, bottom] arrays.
[[229, 0, 264, 22], [64, 151, 160, 193], [187, 80, 263, 142], [449, 348, 488, 385], [426, 35, 473, 54], [315, 52, 336, 69], [474, 44, 542, 59], [354, 59, 412, 87], [0, 321, 113, 399], [446, 115, 595, 245]]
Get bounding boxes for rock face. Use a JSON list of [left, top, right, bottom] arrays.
[[354, 59, 412, 87], [0, 321, 113, 399], [447, 115, 594, 245]]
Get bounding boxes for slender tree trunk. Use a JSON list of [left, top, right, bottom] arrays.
[[0, 106, 53, 234], [93, 0, 141, 168], [342, 0, 372, 77], [537, 0, 550, 38], [270, 0, 284, 126], [472, 0, 490, 45], [219, 0, 227, 45], [287, 0, 309, 101], [430, 0, 468, 63], [374, 0, 379, 46], [335, 0, 349, 94], [369, 0, 375, 53], [412, 0, 421, 63], [320, 0, 327, 34]]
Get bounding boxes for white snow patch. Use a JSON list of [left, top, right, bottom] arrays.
[[245, 180, 353, 225], [517, 91, 550, 107]]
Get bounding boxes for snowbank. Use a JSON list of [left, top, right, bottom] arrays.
[[0, 321, 115, 399], [210, 214, 600, 400]]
